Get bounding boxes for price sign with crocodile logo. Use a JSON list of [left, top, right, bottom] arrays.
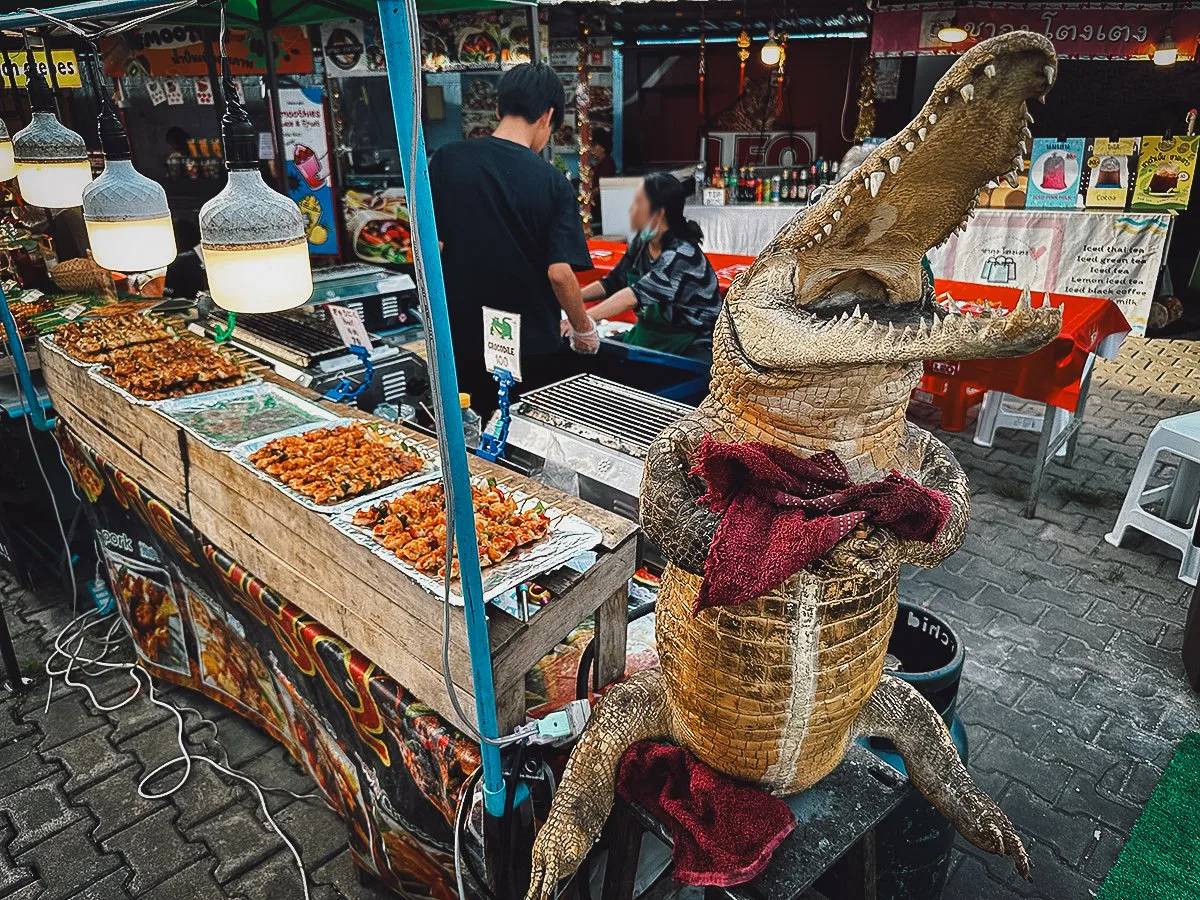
[[482, 307, 521, 381]]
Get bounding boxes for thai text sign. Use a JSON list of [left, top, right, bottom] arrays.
[[872, 4, 1200, 61]]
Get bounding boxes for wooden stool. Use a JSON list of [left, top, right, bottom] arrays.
[[600, 744, 910, 900]]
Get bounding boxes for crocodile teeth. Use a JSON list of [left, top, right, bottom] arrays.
[[869, 170, 885, 197], [832, 210, 842, 221], [886, 323, 896, 341], [1016, 287, 1033, 313], [1025, 110, 1035, 124], [960, 84, 975, 102], [918, 127, 927, 141], [986, 179, 999, 189], [843, 195, 851, 205], [853, 304, 864, 319], [904, 141, 915, 152], [984, 63, 996, 78], [1013, 155, 1024, 169], [813, 232, 822, 243], [1044, 65, 1055, 85], [1020, 126, 1032, 141], [1017, 140, 1028, 156], [1005, 171, 1020, 188], [944, 93, 952, 104], [823, 223, 833, 235], [928, 113, 937, 124], [888, 156, 901, 174]]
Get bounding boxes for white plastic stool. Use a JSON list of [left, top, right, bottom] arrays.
[[974, 392, 1071, 459], [1105, 410, 1200, 586]]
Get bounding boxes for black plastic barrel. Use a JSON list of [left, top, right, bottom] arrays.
[[866, 602, 968, 900]]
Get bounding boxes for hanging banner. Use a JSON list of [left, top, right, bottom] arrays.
[[0, 50, 82, 89], [278, 86, 339, 257], [101, 25, 313, 77], [928, 208, 1171, 335], [321, 19, 388, 77], [420, 10, 549, 72], [871, 4, 1200, 61]]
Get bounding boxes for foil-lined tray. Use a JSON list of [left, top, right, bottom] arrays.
[[88, 363, 261, 407], [330, 476, 603, 605], [230, 418, 441, 515], [156, 382, 338, 450]]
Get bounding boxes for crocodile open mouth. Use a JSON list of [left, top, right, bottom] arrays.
[[723, 31, 1064, 369]]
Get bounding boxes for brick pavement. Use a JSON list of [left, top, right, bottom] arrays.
[[0, 335, 1196, 900]]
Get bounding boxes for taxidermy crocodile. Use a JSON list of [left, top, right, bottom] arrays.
[[527, 32, 1062, 898]]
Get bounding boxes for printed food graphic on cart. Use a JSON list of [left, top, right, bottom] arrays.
[[233, 419, 440, 514], [332, 477, 603, 604], [103, 551, 190, 675], [47, 312, 171, 364], [92, 336, 252, 402], [186, 582, 287, 730], [157, 382, 337, 450]]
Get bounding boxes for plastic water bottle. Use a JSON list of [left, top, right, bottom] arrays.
[[460, 393, 482, 451]]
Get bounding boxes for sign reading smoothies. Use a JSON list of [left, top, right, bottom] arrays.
[[278, 87, 339, 256]]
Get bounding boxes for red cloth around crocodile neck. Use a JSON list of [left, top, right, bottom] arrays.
[[691, 436, 951, 613]]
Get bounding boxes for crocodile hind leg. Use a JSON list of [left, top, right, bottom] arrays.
[[852, 674, 1031, 878], [526, 668, 672, 900]]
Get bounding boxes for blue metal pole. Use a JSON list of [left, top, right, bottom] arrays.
[[0, 285, 55, 431], [376, 0, 507, 817]]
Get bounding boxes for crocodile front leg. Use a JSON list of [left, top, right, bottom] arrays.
[[526, 669, 673, 900], [896, 422, 971, 568], [852, 675, 1030, 878], [640, 415, 721, 576]]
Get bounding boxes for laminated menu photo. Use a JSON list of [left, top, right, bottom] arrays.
[[1132, 135, 1199, 211], [1084, 137, 1139, 209], [1026, 137, 1086, 209]]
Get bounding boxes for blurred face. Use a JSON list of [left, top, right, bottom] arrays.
[[628, 185, 663, 236], [589, 142, 604, 161]]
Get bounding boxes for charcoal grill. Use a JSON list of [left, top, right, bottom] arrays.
[[506, 374, 693, 521], [205, 310, 346, 369]]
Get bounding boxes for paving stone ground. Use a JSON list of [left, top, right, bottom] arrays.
[[0, 335, 1197, 900]]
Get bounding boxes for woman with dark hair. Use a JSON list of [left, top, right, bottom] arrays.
[[575, 173, 721, 358]]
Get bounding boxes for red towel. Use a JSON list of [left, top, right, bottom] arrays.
[[616, 741, 796, 887], [691, 436, 951, 613]]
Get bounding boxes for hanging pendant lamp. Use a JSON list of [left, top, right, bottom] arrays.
[[12, 66, 92, 209], [200, 65, 311, 312], [82, 81, 176, 272]]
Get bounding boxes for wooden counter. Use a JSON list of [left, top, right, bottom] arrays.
[[39, 340, 639, 734]]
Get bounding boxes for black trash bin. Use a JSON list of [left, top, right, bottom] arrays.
[[865, 602, 968, 900]]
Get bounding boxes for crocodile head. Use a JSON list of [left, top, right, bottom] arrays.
[[723, 32, 1063, 371]]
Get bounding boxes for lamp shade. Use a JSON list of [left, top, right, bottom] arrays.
[[937, 18, 969, 43], [200, 169, 312, 312], [83, 159, 177, 272], [1154, 27, 1178, 66], [0, 120, 15, 182], [13, 111, 92, 208], [760, 37, 782, 67]]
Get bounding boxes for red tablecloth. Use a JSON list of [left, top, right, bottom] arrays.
[[928, 279, 1131, 413], [579, 240, 755, 324]]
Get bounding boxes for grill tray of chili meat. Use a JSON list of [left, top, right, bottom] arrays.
[[97, 337, 247, 401], [53, 313, 170, 363], [350, 481, 550, 579], [246, 423, 428, 507]]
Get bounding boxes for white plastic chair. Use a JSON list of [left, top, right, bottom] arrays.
[[1105, 410, 1200, 586], [974, 392, 1071, 459]]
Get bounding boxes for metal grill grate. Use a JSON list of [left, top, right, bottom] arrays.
[[515, 374, 692, 456], [207, 311, 346, 368]]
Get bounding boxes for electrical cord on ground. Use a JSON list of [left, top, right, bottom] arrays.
[[44, 609, 318, 899]]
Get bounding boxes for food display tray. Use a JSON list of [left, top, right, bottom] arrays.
[[39, 312, 172, 368], [88, 363, 260, 407], [330, 476, 604, 605], [156, 382, 339, 450], [230, 418, 441, 515]]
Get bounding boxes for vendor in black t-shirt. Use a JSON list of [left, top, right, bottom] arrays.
[[429, 64, 597, 419]]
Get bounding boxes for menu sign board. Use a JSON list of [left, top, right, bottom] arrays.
[[1026, 138, 1085, 209], [102, 25, 312, 77], [1084, 137, 1138, 209], [1131, 135, 1199, 211]]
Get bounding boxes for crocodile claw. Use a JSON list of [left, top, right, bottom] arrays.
[[526, 806, 593, 899], [962, 795, 1031, 880]]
